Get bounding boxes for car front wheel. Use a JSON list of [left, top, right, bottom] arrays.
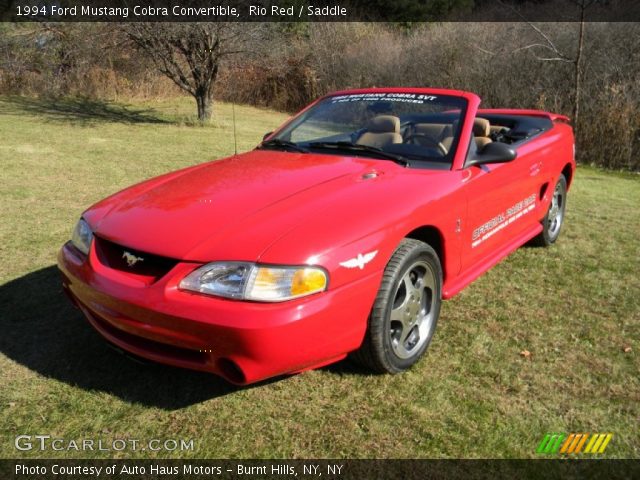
[[352, 238, 442, 373]]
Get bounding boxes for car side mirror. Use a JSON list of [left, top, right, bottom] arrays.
[[466, 142, 517, 167], [263, 131, 273, 141]]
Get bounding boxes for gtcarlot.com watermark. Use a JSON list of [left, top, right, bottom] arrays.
[[15, 435, 195, 452]]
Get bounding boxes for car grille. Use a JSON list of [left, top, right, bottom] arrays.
[[93, 236, 178, 283]]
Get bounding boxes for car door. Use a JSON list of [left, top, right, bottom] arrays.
[[460, 141, 537, 274]]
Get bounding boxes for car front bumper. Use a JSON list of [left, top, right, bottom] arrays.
[[57, 242, 379, 384]]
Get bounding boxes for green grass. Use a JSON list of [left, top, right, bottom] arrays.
[[0, 96, 638, 459]]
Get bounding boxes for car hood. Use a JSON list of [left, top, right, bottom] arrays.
[[88, 150, 410, 261]]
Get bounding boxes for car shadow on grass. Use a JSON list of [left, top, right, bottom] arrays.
[[0, 265, 274, 410], [320, 360, 376, 377], [0, 96, 170, 125]]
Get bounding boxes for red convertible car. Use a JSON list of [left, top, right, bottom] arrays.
[[58, 88, 575, 385]]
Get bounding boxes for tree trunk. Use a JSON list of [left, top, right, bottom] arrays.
[[572, 5, 586, 129], [195, 93, 213, 122]]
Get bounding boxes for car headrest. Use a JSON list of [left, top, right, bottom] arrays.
[[473, 118, 490, 137], [366, 115, 400, 134]]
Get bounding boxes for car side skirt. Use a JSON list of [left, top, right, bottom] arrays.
[[442, 222, 543, 299]]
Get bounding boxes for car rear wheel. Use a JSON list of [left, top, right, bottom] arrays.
[[532, 174, 567, 247], [352, 238, 442, 373]]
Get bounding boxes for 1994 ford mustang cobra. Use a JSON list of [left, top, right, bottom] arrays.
[[58, 88, 575, 385]]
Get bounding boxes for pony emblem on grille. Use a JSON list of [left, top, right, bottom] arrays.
[[122, 251, 144, 267]]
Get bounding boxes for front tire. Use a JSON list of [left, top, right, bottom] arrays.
[[352, 239, 442, 373], [532, 174, 567, 247]]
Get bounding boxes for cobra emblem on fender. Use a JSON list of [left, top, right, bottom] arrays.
[[339, 251, 378, 270]]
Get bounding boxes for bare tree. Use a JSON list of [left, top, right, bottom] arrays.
[[500, 0, 596, 128], [466, 1, 598, 127], [125, 23, 251, 121], [572, 4, 588, 129]]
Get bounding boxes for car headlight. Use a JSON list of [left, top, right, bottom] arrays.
[[179, 262, 328, 302], [71, 217, 93, 255]]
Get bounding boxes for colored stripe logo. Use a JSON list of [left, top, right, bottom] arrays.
[[536, 433, 613, 454]]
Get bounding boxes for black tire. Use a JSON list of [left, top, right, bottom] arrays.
[[531, 174, 568, 247], [352, 238, 442, 374]]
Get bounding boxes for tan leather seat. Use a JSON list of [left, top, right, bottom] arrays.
[[410, 123, 452, 153], [414, 123, 451, 140], [356, 115, 403, 149], [441, 136, 455, 152], [473, 118, 492, 150]]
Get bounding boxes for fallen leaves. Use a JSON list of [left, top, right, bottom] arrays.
[[519, 349, 532, 359]]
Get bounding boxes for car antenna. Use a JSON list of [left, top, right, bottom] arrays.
[[232, 101, 238, 156]]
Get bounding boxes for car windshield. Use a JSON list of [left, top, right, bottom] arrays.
[[266, 92, 467, 167]]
